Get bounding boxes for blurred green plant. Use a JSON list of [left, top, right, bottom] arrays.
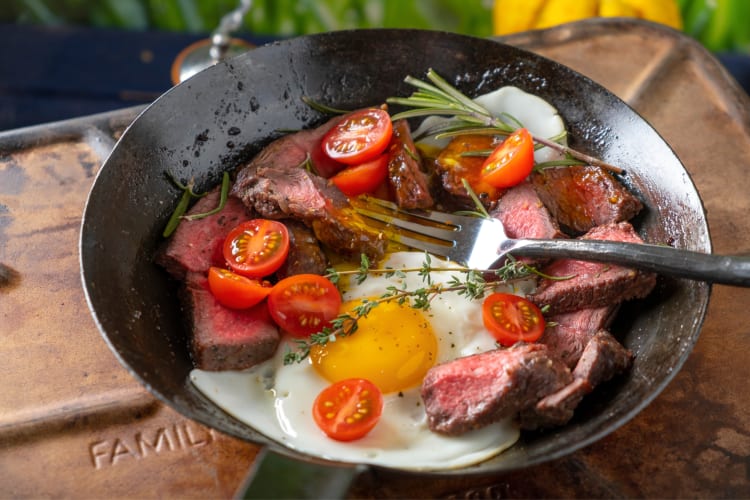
[[676, 0, 749, 52], [1, 0, 494, 37], [2, 0, 747, 53]]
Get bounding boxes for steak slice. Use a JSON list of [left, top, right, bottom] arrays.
[[184, 272, 280, 371], [573, 329, 634, 385], [421, 343, 572, 435], [518, 378, 590, 430], [231, 118, 387, 261], [155, 187, 254, 280], [386, 120, 434, 209], [530, 165, 643, 233], [519, 330, 633, 429], [491, 181, 564, 240], [530, 222, 657, 314], [308, 182, 388, 261], [231, 131, 331, 219], [276, 219, 328, 279], [539, 305, 618, 368]]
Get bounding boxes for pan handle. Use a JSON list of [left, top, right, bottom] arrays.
[[234, 446, 367, 499]]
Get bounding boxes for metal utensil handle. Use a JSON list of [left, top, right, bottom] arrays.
[[234, 447, 364, 499], [210, 0, 253, 61], [508, 238, 750, 287]]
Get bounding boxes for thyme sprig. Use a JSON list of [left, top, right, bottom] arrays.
[[282, 254, 547, 365], [386, 69, 622, 174]]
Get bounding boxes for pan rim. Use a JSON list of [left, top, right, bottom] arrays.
[[79, 27, 712, 476]]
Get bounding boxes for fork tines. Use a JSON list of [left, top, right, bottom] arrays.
[[352, 196, 459, 258]]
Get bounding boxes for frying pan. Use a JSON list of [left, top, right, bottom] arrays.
[[80, 29, 711, 497]]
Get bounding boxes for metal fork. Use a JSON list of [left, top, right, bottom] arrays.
[[353, 196, 750, 287]]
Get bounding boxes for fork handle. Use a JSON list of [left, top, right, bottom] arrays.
[[507, 238, 750, 287]]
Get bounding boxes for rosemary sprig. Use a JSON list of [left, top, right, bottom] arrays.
[[387, 69, 623, 174], [300, 95, 351, 115], [533, 158, 588, 171], [183, 172, 230, 221], [162, 173, 208, 237], [162, 172, 231, 237]]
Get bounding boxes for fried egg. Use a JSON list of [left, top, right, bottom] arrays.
[[190, 252, 524, 470]]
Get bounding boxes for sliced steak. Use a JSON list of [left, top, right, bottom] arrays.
[[433, 134, 502, 209], [231, 115, 346, 218], [530, 165, 643, 233], [573, 329, 634, 385], [491, 181, 564, 240], [530, 222, 657, 314], [231, 118, 387, 261], [183, 272, 280, 371], [308, 197, 387, 261], [539, 305, 618, 368], [421, 343, 572, 435], [518, 378, 590, 430], [387, 120, 433, 209], [276, 219, 328, 279], [231, 133, 331, 219], [155, 188, 253, 280], [520, 330, 633, 429]]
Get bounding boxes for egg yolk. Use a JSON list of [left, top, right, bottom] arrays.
[[310, 298, 438, 394]]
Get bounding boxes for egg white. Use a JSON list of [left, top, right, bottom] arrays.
[[191, 252, 525, 470], [413, 85, 567, 163]]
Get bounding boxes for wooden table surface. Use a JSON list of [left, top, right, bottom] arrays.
[[2, 19, 750, 498]]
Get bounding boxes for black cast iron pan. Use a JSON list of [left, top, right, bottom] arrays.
[[80, 29, 711, 497]]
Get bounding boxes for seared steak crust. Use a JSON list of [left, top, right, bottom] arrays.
[[421, 343, 572, 435], [531, 165, 643, 233], [276, 219, 328, 278], [573, 329, 634, 385], [387, 120, 434, 209], [530, 222, 657, 314]]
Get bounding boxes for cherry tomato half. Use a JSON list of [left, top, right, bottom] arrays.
[[312, 378, 384, 442], [207, 266, 272, 309], [322, 108, 393, 165], [223, 219, 290, 278], [331, 154, 389, 197], [482, 292, 545, 347], [480, 128, 535, 188], [267, 274, 342, 337]]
